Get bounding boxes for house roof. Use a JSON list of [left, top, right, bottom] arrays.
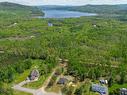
[[57, 78, 68, 84], [91, 84, 108, 94], [30, 69, 39, 78]]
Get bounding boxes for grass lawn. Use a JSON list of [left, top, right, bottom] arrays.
[[109, 83, 127, 92], [14, 69, 31, 84], [12, 59, 52, 89], [46, 85, 61, 93], [13, 90, 32, 95], [13, 60, 42, 84]]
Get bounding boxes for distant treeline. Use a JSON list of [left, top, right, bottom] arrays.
[[40, 4, 127, 14], [0, 2, 44, 18]]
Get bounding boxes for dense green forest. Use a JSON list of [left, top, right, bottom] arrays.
[[0, 2, 127, 95]]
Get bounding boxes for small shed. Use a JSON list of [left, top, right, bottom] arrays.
[[57, 78, 68, 85], [120, 88, 127, 95], [29, 69, 40, 81]]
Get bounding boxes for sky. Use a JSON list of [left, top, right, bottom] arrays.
[[0, 0, 127, 5]]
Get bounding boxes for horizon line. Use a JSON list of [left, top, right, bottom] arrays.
[[1, 1, 127, 6]]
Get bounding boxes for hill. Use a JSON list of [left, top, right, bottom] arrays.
[[67, 5, 127, 14], [0, 2, 43, 18]]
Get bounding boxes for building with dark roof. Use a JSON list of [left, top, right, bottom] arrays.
[[57, 78, 68, 85]]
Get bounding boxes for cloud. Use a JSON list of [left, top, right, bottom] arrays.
[[0, 0, 127, 5]]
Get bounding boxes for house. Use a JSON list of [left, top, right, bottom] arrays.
[[29, 69, 40, 81], [48, 22, 53, 27], [91, 84, 108, 95], [99, 80, 108, 84], [120, 88, 127, 95], [57, 78, 68, 85]]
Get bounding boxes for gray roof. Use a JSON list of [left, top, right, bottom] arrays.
[[57, 78, 68, 84], [91, 84, 108, 94], [29, 69, 39, 80]]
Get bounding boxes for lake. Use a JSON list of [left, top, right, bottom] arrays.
[[40, 10, 97, 18]]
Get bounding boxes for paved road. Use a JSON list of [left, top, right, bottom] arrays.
[[43, 67, 59, 88], [34, 88, 61, 95], [12, 85, 36, 94], [35, 66, 61, 95]]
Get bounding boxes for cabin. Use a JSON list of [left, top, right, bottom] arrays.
[[57, 78, 68, 85], [29, 69, 40, 81], [120, 88, 127, 95], [91, 84, 108, 95]]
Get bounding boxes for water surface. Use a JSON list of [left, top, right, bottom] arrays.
[[41, 10, 97, 18]]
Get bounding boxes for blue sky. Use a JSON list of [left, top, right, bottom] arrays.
[[0, 0, 127, 5]]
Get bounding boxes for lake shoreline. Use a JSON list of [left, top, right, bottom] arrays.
[[35, 9, 97, 18]]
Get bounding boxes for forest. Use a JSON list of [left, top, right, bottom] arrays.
[[0, 2, 127, 95]]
